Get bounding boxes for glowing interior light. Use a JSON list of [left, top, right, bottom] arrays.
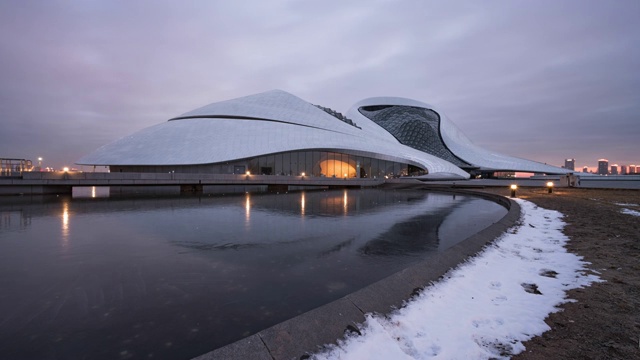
[[317, 160, 356, 178]]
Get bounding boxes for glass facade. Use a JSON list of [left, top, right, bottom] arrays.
[[358, 105, 471, 168], [111, 150, 426, 178], [247, 150, 418, 178]]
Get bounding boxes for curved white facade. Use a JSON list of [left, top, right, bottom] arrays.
[[79, 90, 571, 179], [347, 97, 572, 175], [77, 90, 470, 179]]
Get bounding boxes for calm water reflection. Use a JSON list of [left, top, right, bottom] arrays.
[[0, 188, 506, 359]]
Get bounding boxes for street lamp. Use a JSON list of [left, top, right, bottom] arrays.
[[546, 181, 554, 194], [510, 184, 517, 198]]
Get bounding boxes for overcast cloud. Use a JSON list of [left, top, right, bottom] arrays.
[[1, 0, 638, 170]]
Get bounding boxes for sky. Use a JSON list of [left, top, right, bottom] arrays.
[[1, 0, 639, 171], [312, 198, 611, 359]]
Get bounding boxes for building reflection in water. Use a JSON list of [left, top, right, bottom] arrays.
[[0, 211, 32, 230]]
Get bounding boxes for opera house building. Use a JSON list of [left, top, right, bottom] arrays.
[[77, 90, 571, 180]]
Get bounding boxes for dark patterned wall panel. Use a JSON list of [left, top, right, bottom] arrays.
[[359, 106, 470, 168]]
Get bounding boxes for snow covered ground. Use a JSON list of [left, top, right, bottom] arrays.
[[613, 202, 640, 217], [614, 202, 639, 207], [620, 208, 640, 217], [312, 199, 602, 360]]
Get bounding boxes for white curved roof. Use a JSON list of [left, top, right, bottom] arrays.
[[346, 97, 572, 175], [77, 90, 470, 179]]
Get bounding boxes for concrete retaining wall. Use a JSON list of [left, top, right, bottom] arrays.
[[0, 173, 384, 195]]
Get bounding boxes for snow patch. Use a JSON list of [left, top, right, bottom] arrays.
[[312, 199, 601, 360], [614, 202, 638, 207], [620, 208, 640, 217]]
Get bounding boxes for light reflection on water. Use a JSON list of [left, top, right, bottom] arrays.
[[0, 189, 506, 360], [244, 193, 251, 227], [60, 200, 70, 248]]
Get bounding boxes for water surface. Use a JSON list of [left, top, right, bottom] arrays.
[[0, 188, 506, 359]]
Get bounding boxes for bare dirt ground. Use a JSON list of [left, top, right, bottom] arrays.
[[477, 187, 640, 360]]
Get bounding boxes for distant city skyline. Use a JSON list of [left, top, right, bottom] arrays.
[[576, 157, 640, 174]]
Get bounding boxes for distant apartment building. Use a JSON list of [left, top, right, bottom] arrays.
[[597, 159, 609, 175], [610, 164, 619, 175], [630, 165, 637, 174], [564, 158, 575, 171], [582, 166, 589, 173], [620, 165, 627, 175]]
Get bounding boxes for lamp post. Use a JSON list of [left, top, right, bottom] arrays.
[[546, 181, 554, 194], [510, 184, 517, 198]]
